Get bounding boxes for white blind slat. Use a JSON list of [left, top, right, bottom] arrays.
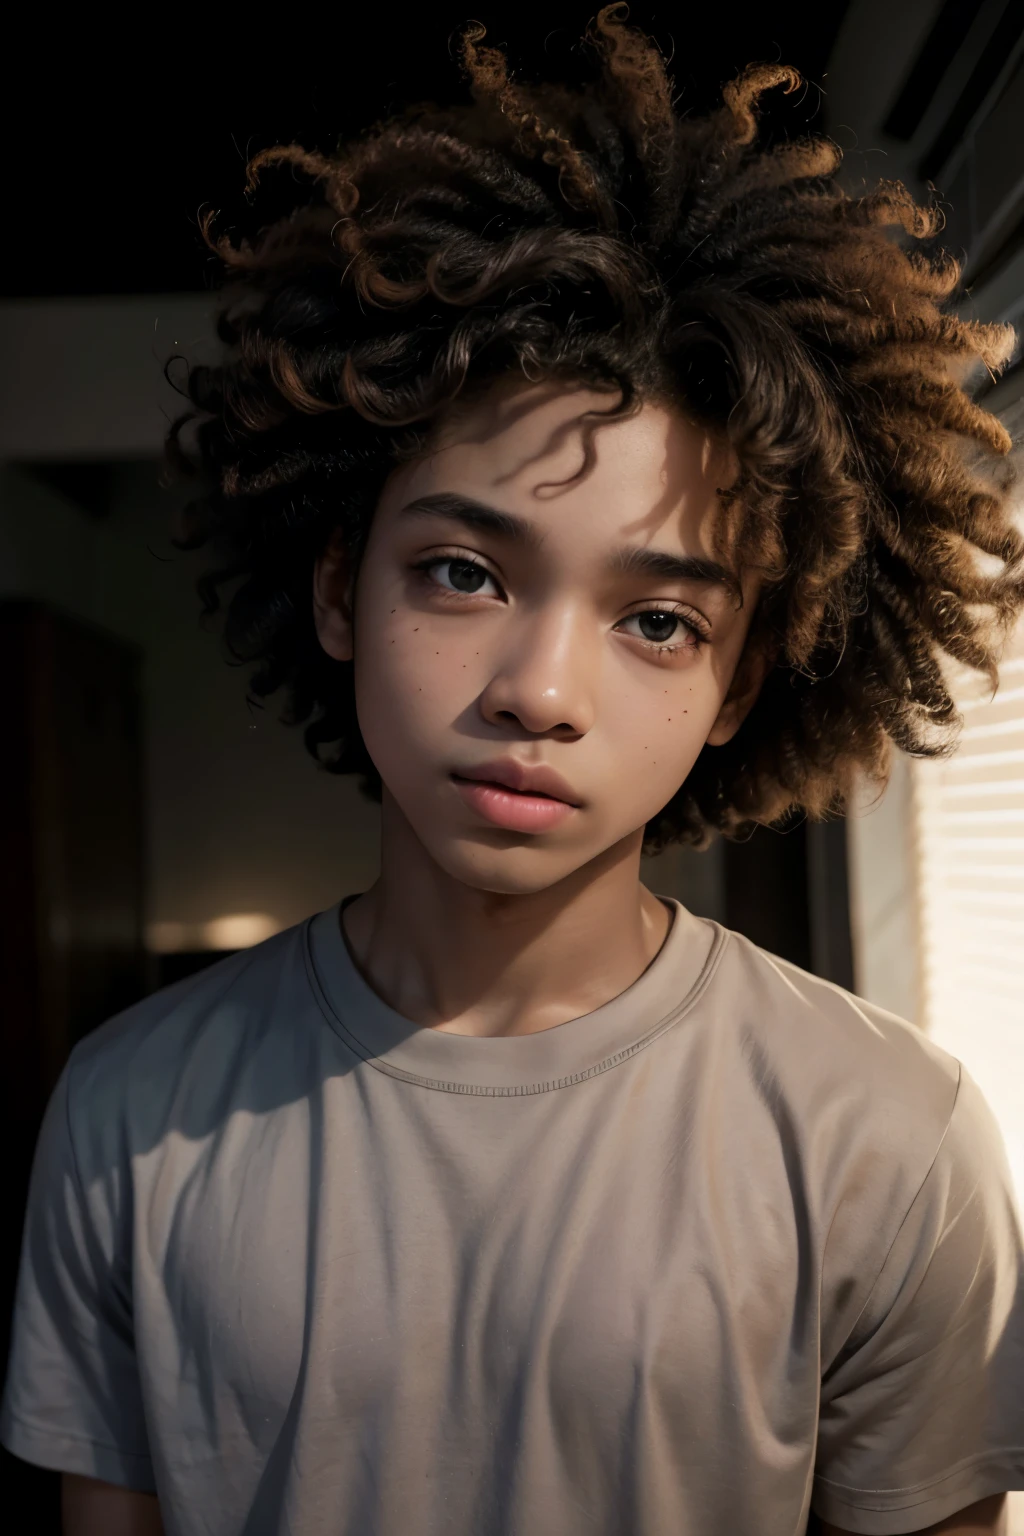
[[916, 612, 1024, 1047]]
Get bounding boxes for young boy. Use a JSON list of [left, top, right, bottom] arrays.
[[3, 9, 1024, 1535]]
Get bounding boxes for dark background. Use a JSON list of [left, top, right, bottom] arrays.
[[2, 2, 849, 298]]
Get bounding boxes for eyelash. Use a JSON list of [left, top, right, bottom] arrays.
[[410, 553, 711, 653]]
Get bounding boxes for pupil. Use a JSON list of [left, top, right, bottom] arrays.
[[640, 612, 677, 642], [450, 560, 484, 593]]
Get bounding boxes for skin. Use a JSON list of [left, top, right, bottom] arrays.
[[60, 379, 1011, 1536], [61, 1475, 163, 1534], [315, 379, 765, 1036]]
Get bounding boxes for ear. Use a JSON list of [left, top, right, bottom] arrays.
[[312, 530, 356, 662], [705, 635, 773, 747]]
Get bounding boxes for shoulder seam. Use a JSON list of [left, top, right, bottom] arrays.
[[828, 1059, 964, 1362]]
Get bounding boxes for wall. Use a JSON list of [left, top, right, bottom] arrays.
[[0, 461, 381, 944], [847, 756, 922, 1023]]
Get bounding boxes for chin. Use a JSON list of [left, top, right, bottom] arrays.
[[428, 835, 592, 898], [423, 817, 651, 897]]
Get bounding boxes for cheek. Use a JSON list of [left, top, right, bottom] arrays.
[[351, 588, 478, 762], [541, 655, 726, 848], [610, 669, 723, 800]]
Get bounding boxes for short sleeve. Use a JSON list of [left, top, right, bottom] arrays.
[[813, 1065, 1024, 1534], [0, 1061, 155, 1490]]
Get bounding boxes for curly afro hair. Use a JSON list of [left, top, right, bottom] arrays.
[[174, 3, 1024, 853]]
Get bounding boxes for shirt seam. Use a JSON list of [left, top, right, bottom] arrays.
[[821, 1058, 963, 1372], [814, 1444, 1024, 1502], [303, 914, 731, 1095], [2, 1409, 154, 1468]]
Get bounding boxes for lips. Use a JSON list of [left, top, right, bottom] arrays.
[[451, 758, 581, 806]]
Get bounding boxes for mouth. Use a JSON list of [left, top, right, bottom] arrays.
[[452, 758, 580, 804], [449, 773, 579, 833]]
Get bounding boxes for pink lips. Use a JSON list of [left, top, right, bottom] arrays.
[[451, 758, 580, 833]]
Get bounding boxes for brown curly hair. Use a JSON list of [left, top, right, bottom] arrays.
[[174, 4, 1024, 852]]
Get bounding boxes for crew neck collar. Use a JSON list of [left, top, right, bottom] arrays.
[[305, 895, 727, 1096]]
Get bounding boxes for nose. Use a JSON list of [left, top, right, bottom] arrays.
[[477, 602, 597, 738]]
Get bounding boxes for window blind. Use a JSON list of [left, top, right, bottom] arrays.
[[915, 617, 1024, 1199]]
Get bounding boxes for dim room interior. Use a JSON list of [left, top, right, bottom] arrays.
[[1, 0, 1022, 1524]]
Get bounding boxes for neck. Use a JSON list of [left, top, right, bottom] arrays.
[[340, 793, 672, 1037]]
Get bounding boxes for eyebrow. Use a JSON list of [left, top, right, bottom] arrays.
[[400, 492, 742, 602]]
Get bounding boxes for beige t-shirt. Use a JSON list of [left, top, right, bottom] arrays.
[[2, 897, 1023, 1535]]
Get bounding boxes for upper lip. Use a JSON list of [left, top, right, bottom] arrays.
[[452, 758, 581, 806]]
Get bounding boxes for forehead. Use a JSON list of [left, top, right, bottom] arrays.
[[386, 380, 736, 558]]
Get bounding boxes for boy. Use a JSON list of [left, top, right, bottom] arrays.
[[3, 9, 1024, 1534]]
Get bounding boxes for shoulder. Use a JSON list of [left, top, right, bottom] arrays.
[[63, 917, 323, 1169], [712, 924, 959, 1111], [704, 925, 963, 1204], [699, 931, 1009, 1352]]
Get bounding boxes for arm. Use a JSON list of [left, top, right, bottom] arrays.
[[0, 1068, 158, 1505], [822, 1492, 1008, 1536], [62, 1475, 164, 1536], [813, 1070, 1024, 1533]]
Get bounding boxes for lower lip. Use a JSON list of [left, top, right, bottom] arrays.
[[451, 775, 577, 832]]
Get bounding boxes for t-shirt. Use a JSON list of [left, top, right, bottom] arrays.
[[2, 896, 1024, 1536]]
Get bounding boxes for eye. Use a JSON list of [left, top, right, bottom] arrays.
[[618, 608, 706, 651], [626, 610, 683, 644], [415, 555, 501, 599]]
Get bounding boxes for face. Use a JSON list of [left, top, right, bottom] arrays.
[[315, 379, 765, 896]]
